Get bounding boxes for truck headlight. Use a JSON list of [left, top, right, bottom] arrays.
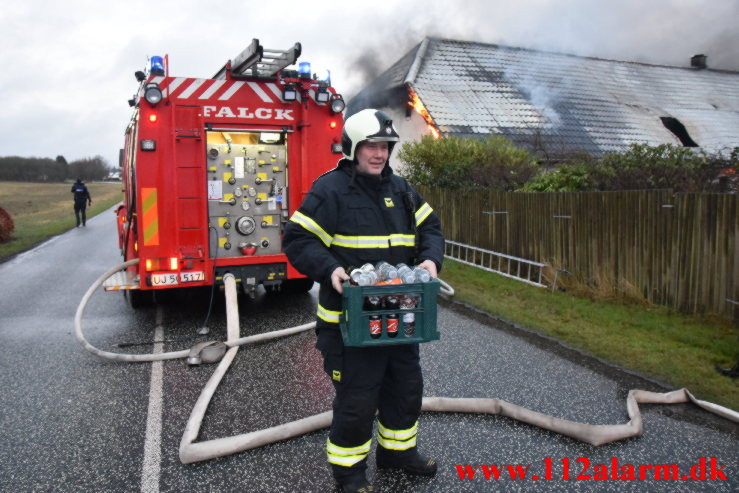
[[144, 83, 163, 105], [330, 93, 345, 114]]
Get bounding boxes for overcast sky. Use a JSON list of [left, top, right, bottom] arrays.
[[1, 0, 737, 169]]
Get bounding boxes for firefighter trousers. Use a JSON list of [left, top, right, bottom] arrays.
[[74, 202, 88, 227], [316, 328, 423, 480]]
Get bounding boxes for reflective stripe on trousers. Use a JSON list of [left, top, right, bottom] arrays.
[[376, 420, 418, 451], [326, 437, 372, 466]]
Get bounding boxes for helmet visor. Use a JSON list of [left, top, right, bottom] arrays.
[[365, 136, 399, 143]]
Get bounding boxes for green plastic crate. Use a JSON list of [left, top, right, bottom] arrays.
[[339, 279, 441, 347]]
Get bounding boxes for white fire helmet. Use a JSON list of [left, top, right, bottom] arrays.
[[341, 109, 400, 161]]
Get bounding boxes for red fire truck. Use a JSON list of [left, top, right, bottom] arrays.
[[108, 39, 345, 307]]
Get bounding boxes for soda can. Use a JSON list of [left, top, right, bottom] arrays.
[[386, 314, 399, 338], [402, 312, 416, 336], [369, 315, 382, 338]]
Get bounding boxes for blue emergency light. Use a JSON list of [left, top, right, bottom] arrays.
[[299, 61, 311, 79], [150, 56, 165, 76]]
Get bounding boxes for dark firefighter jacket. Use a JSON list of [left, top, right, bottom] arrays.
[[71, 181, 91, 205], [283, 158, 444, 329]]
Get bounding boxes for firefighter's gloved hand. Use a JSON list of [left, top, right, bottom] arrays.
[[88, 200, 92, 205], [417, 259, 438, 278], [331, 266, 350, 294]]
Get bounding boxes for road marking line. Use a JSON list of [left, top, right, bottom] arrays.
[[141, 307, 165, 493]]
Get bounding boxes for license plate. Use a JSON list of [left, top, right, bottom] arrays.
[[151, 273, 179, 286], [180, 271, 205, 283]]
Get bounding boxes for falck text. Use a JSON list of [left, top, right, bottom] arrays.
[[201, 106, 295, 120]]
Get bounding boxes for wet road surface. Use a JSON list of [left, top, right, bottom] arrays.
[[0, 208, 736, 492]]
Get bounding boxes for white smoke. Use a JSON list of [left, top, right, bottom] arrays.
[[343, 0, 739, 95]]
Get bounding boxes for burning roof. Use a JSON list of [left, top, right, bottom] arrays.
[[348, 37, 739, 157]]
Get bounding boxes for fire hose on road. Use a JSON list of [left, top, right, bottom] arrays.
[[74, 260, 739, 464]]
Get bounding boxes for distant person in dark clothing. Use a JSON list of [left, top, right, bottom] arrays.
[[71, 178, 92, 227]]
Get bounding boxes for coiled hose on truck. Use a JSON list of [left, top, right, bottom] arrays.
[[74, 260, 739, 464]]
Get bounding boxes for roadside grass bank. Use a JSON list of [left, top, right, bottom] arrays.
[[0, 181, 123, 262], [439, 259, 739, 411]]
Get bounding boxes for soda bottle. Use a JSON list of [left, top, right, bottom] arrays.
[[384, 294, 400, 310], [400, 294, 417, 310], [354, 271, 378, 286], [369, 315, 382, 339], [396, 263, 415, 284], [361, 270, 379, 286], [377, 278, 402, 286], [412, 266, 431, 283], [402, 312, 415, 336], [376, 261, 399, 281], [350, 263, 376, 284], [364, 295, 382, 310], [352, 272, 366, 285], [348, 266, 363, 285], [386, 314, 399, 338]]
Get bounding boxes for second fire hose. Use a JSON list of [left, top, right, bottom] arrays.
[[74, 261, 739, 465]]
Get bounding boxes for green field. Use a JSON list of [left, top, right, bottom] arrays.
[[0, 181, 123, 261]]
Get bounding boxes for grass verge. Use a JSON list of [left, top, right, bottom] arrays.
[[0, 181, 123, 261], [440, 259, 738, 410]]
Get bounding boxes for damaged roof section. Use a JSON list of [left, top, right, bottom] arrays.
[[349, 37, 739, 156]]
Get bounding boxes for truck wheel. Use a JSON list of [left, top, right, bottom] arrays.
[[264, 284, 281, 295], [281, 278, 315, 293], [127, 289, 154, 309]]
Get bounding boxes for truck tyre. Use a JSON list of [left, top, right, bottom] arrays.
[[281, 278, 315, 293], [127, 289, 154, 309]]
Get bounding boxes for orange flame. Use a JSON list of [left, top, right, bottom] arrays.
[[408, 87, 441, 139]]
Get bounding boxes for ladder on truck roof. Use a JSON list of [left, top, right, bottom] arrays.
[[213, 38, 302, 80]]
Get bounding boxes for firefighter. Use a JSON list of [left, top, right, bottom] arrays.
[[284, 109, 444, 492], [71, 178, 92, 227]]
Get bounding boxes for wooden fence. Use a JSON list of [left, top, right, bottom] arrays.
[[418, 187, 738, 320]]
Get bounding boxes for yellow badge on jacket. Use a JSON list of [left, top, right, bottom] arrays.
[[332, 370, 342, 382], [384, 198, 394, 207]]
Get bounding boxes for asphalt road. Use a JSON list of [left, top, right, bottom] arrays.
[[0, 208, 736, 492]]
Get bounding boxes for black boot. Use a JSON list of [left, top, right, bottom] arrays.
[[376, 447, 437, 476], [336, 477, 375, 493], [333, 463, 374, 493]]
